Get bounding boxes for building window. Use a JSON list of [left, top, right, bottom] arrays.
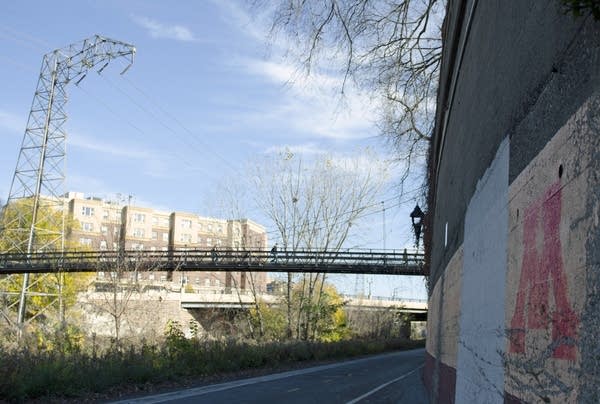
[[214, 279, 220, 287], [207, 224, 213, 232], [162, 233, 169, 242], [150, 246, 156, 251], [82, 222, 94, 232], [79, 237, 92, 246], [206, 238, 212, 246], [103, 210, 109, 220], [81, 206, 95, 216], [131, 243, 144, 250], [133, 213, 145, 223], [180, 233, 192, 243], [97, 271, 105, 279], [133, 228, 145, 238], [152, 216, 159, 226], [195, 277, 201, 285], [101, 225, 108, 235], [205, 278, 211, 287], [217, 239, 222, 246], [197, 235, 203, 244], [162, 218, 169, 227], [198, 223, 203, 231], [160, 275, 167, 282], [181, 219, 192, 229], [152, 231, 158, 240], [100, 240, 108, 250], [113, 228, 120, 237], [148, 273, 155, 280], [161, 246, 168, 251], [217, 225, 223, 233]]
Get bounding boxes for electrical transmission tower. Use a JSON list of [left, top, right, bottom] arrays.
[[0, 35, 135, 335]]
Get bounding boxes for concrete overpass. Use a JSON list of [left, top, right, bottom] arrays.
[[179, 289, 427, 314]]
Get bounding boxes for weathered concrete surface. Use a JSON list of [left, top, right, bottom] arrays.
[[427, 1, 600, 402], [429, 0, 599, 286], [455, 137, 508, 403], [77, 289, 196, 341], [505, 95, 600, 403], [425, 246, 462, 403]]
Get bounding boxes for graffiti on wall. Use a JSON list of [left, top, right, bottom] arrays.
[[508, 181, 579, 360]]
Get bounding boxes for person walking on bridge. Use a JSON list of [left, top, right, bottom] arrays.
[[211, 246, 218, 264], [270, 243, 278, 263]]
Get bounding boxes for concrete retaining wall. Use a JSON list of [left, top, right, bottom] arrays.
[[426, 1, 600, 402]]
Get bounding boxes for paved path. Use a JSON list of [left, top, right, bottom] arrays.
[[113, 348, 429, 404]]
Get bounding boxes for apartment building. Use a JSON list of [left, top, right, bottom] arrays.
[[66, 192, 269, 292]]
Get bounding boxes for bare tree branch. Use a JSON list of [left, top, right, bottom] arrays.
[[252, 0, 445, 189]]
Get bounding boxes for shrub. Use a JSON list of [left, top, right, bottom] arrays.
[[0, 332, 424, 401]]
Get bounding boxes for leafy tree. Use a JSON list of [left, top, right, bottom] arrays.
[[248, 282, 349, 342], [0, 199, 89, 340], [249, 300, 286, 341], [304, 283, 350, 342]]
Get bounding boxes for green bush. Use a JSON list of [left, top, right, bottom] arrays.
[[0, 326, 424, 402]]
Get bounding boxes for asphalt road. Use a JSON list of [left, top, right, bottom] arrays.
[[113, 348, 428, 404]]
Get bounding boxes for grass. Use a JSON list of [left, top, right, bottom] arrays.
[[0, 336, 424, 402]]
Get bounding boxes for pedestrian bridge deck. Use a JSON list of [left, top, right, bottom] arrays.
[[0, 248, 425, 276]]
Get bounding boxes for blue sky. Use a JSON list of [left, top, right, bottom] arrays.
[[0, 0, 426, 299]]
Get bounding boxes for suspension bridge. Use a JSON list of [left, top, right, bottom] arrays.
[[0, 248, 425, 275]]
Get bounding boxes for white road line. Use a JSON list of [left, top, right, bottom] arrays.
[[111, 349, 424, 404], [345, 365, 424, 404]]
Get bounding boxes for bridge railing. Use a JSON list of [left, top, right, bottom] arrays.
[[0, 248, 425, 275]]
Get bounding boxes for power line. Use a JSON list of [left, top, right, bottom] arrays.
[[102, 74, 240, 174], [2, 27, 425, 245], [262, 186, 424, 238], [0, 26, 51, 49], [112, 59, 245, 176], [70, 73, 235, 186], [1, 27, 244, 181]]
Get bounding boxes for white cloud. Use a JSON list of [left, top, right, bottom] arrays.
[[245, 59, 342, 95], [0, 110, 25, 134], [68, 174, 112, 196], [132, 16, 198, 42], [209, 0, 269, 43], [70, 132, 151, 160], [69, 132, 173, 179], [211, 3, 379, 142], [263, 143, 327, 155], [236, 59, 378, 141]]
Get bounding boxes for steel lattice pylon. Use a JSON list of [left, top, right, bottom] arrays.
[[0, 35, 135, 333]]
